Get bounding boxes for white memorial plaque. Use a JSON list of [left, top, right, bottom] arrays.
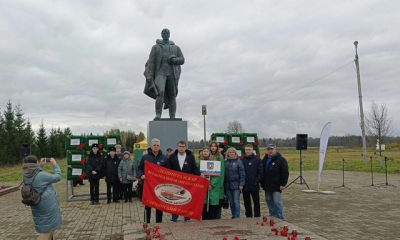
[[236, 150, 242, 156], [246, 137, 255, 143], [200, 160, 221, 176], [88, 139, 98, 145], [70, 139, 80, 146], [71, 154, 81, 162], [216, 137, 224, 142], [107, 138, 117, 145], [231, 137, 240, 143], [72, 168, 82, 176]]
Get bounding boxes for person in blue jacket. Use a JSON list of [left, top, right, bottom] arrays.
[[241, 144, 263, 218], [224, 147, 245, 219], [22, 155, 62, 239], [137, 138, 171, 223]]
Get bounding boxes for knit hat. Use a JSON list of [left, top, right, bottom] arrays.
[[123, 151, 130, 156]]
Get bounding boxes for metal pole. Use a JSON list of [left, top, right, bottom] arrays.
[[203, 114, 206, 147], [354, 41, 368, 164], [300, 150, 303, 184]]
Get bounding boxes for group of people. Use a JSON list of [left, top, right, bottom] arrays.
[[21, 139, 289, 239], [136, 138, 290, 223], [85, 143, 137, 204]]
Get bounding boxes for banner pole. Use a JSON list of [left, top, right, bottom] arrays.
[[207, 176, 210, 212]]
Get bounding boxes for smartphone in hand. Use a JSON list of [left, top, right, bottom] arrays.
[[45, 158, 51, 163]]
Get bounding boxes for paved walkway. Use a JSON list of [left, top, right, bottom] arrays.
[[1, 170, 399, 239]]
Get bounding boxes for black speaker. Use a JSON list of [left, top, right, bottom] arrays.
[[21, 143, 31, 157], [296, 134, 308, 150]]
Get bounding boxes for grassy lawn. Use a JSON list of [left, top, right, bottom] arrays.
[[262, 147, 400, 174], [0, 147, 399, 182], [0, 159, 68, 182]]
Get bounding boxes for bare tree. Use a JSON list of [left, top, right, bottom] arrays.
[[366, 101, 394, 166], [226, 120, 245, 133]]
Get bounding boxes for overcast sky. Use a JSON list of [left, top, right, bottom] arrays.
[[1, 0, 399, 141]]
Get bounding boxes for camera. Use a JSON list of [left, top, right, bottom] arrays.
[[45, 158, 51, 163]]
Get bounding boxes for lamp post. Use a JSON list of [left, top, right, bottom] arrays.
[[202, 105, 207, 147], [354, 41, 368, 164]]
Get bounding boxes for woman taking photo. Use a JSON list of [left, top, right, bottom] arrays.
[[224, 147, 245, 219]]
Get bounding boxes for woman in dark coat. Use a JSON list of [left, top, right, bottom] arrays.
[[86, 143, 103, 205]]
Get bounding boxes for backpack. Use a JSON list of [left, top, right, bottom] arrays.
[[21, 171, 47, 206]]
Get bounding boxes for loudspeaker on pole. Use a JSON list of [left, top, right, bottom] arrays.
[[296, 134, 308, 150], [21, 143, 31, 158]]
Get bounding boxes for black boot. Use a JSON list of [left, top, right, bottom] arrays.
[[90, 201, 94, 205]]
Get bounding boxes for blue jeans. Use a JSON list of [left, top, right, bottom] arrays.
[[226, 189, 241, 218], [265, 191, 284, 220], [171, 214, 190, 222]]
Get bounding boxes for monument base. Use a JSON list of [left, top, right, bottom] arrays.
[[147, 120, 188, 152]]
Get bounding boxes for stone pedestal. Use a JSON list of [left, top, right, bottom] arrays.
[[147, 119, 188, 152]]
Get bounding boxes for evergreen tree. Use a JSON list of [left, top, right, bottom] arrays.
[[0, 108, 5, 165], [3, 100, 18, 164], [34, 120, 49, 158], [24, 119, 35, 146], [49, 126, 63, 158]]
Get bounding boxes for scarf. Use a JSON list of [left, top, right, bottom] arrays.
[[22, 163, 40, 178]]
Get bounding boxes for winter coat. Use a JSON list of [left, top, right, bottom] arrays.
[[23, 165, 62, 233], [137, 148, 171, 178], [118, 157, 136, 184], [169, 149, 200, 175], [260, 152, 289, 192], [224, 157, 245, 190], [241, 153, 263, 191], [199, 154, 225, 205], [86, 151, 103, 179], [104, 154, 120, 183]]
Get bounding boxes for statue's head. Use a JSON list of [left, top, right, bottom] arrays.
[[161, 28, 170, 41]]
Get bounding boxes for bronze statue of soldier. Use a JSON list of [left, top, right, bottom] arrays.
[[143, 28, 185, 120]]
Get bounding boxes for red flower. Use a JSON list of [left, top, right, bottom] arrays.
[[240, 154, 244, 158], [146, 229, 151, 235], [238, 141, 244, 146], [79, 159, 86, 165], [234, 236, 240, 240], [256, 154, 260, 157], [254, 141, 259, 146], [98, 144, 103, 149], [280, 230, 288, 236], [79, 172, 87, 180], [223, 140, 228, 146], [77, 144, 85, 150], [222, 238, 228, 240]]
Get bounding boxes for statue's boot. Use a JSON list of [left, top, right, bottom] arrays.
[[154, 112, 161, 120]]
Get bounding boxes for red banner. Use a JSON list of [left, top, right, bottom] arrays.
[[142, 161, 209, 220]]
